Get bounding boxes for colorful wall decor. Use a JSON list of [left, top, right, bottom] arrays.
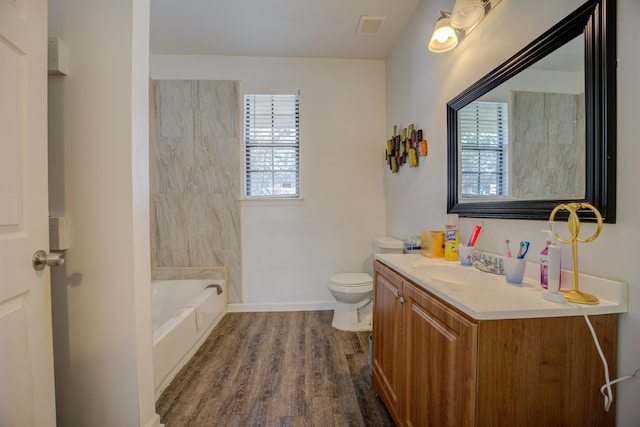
[[385, 124, 428, 173]]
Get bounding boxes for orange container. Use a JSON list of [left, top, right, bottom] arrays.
[[420, 231, 445, 258]]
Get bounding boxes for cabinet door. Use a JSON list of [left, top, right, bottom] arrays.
[[372, 265, 403, 423], [402, 281, 478, 427]]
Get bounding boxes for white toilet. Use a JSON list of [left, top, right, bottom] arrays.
[[328, 237, 404, 331]]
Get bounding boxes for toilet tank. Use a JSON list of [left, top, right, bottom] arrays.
[[372, 237, 404, 254]]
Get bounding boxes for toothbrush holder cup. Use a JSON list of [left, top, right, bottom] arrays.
[[458, 245, 475, 266], [503, 257, 526, 284]]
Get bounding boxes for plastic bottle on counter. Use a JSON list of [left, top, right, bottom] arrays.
[[547, 222, 562, 292], [444, 214, 459, 261], [540, 231, 551, 289]]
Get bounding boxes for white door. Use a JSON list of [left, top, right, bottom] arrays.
[[0, 0, 57, 425]]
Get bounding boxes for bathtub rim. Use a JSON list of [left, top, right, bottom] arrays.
[[151, 278, 225, 338], [152, 278, 227, 399]]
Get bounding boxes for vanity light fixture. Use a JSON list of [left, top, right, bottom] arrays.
[[451, 0, 485, 29], [428, 0, 501, 53], [428, 12, 458, 53]]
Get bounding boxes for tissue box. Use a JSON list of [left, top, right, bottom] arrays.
[[420, 231, 444, 258]]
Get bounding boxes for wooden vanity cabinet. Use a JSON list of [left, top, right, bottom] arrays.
[[371, 261, 403, 423], [372, 260, 477, 426], [401, 279, 478, 426], [372, 260, 618, 427]]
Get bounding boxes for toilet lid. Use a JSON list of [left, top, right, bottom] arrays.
[[330, 273, 372, 286]]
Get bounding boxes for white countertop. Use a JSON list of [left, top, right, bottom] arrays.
[[375, 253, 627, 320]]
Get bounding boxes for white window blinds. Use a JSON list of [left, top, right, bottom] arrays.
[[244, 94, 300, 197], [459, 101, 508, 197]]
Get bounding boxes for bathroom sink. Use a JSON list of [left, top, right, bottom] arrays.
[[407, 259, 505, 289]]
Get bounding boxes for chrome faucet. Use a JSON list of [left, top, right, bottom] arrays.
[[472, 252, 504, 275]]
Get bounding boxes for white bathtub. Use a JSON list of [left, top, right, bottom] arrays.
[[152, 279, 226, 398]]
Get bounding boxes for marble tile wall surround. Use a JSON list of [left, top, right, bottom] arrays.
[[510, 91, 585, 200], [150, 80, 242, 303]]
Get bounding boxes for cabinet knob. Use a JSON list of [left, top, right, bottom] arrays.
[[399, 296, 405, 304], [394, 291, 400, 299]]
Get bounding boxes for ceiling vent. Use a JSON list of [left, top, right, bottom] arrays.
[[356, 16, 386, 35]]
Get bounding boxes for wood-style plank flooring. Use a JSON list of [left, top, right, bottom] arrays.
[[156, 310, 395, 426]]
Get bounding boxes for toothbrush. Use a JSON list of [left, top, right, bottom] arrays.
[[517, 241, 530, 259], [505, 239, 512, 258], [467, 225, 482, 247]]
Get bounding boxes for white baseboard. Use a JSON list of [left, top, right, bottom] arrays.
[[227, 300, 335, 312]]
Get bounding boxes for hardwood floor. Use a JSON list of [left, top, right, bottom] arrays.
[[156, 310, 395, 426]]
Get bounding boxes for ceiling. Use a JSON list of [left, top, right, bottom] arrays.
[[150, 0, 421, 60]]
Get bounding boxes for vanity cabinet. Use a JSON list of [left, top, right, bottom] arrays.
[[371, 262, 403, 422], [402, 277, 478, 426], [372, 260, 618, 427]]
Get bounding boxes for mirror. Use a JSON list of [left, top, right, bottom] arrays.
[[458, 36, 585, 201], [447, 0, 616, 223]]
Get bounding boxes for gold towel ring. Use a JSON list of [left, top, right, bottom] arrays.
[[548, 203, 603, 304]]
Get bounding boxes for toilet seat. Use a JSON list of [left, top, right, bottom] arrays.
[[330, 273, 372, 286]]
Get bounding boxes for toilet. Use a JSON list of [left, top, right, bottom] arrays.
[[328, 237, 404, 331]]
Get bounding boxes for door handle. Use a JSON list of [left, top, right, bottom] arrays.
[[32, 250, 65, 271]]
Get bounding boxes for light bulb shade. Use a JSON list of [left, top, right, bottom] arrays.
[[451, 0, 485, 29], [428, 15, 458, 53]]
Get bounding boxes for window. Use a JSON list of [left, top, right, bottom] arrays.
[[244, 94, 300, 197], [459, 101, 508, 197]]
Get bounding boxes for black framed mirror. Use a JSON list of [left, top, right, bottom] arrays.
[[447, 0, 616, 223]]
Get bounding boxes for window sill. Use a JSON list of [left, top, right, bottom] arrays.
[[239, 196, 305, 206]]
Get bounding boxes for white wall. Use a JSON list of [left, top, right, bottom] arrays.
[[385, 0, 640, 425], [151, 56, 388, 311], [48, 0, 159, 426]]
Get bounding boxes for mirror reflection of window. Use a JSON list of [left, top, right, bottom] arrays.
[[456, 35, 584, 202], [459, 101, 508, 198]]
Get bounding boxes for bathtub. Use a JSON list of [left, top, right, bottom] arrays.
[[152, 279, 226, 398]]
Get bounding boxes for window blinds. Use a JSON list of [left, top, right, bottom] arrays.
[[244, 94, 300, 197], [459, 101, 508, 197]]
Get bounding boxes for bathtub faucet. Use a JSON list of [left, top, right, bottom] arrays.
[[206, 283, 223, 295]]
